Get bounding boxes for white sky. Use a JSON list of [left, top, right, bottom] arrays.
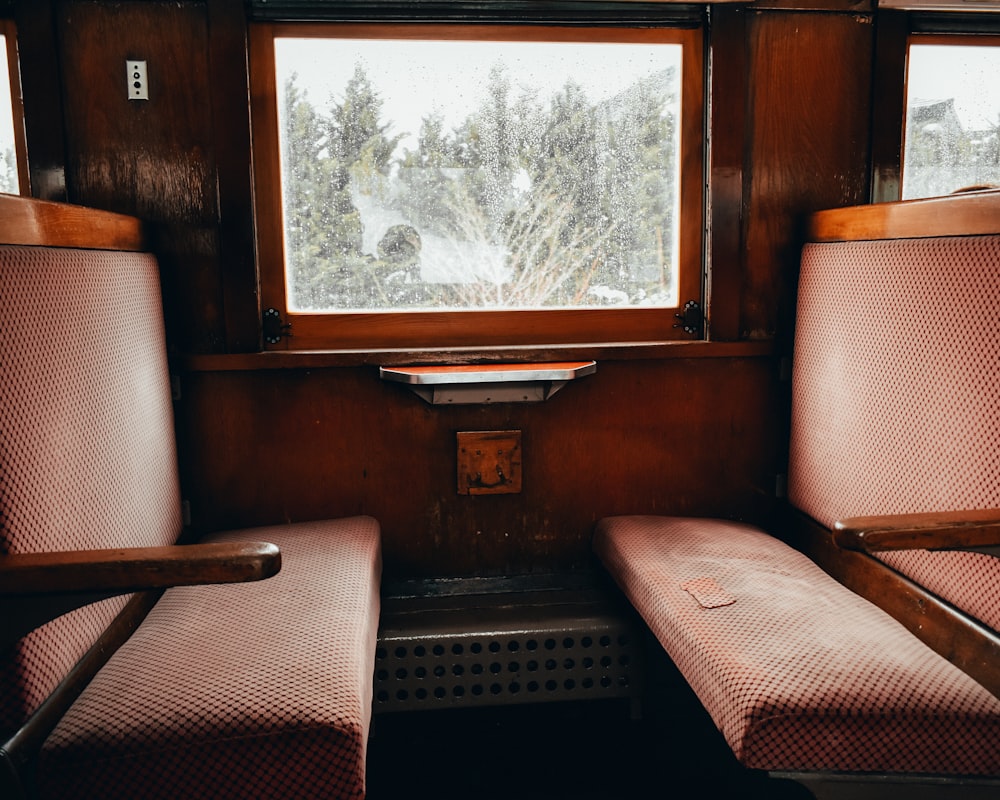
[[908, 44, 1000, 130], [275, 37, 681, 153]]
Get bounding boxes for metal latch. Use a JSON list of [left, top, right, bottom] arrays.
[[673, 300, 703, 336], [262, 307, 291, 344]]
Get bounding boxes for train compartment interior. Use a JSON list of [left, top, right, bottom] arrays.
[[1, 1, 999, 798]]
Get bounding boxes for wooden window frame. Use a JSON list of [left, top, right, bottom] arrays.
[[871, 11, 1000, 203], [901, 31, 1000, 199], [1, 19, 29, 196], [249, 21, 705, 350]]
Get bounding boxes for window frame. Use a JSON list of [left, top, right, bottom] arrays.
[[0, 19, 29, 196], [871, 10, 1000, 203], [249, 21, 706, 350], [901, 30, 1000, 199]]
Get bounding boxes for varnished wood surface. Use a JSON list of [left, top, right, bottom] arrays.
[[1, 18, 29, 196], [834, 509, 1000, 552], [869, 9, 908, 203], [786, 510, 1000, 698], [741, 9, 873, 339], [177, 357, 780, 578], [0, 194, 147, 250], [807, 191, 1000, 242], [1, 541, 281, 594], [706, 7, 747, 342], [54, 0, 228, 353], [208, 0, 262, 353], [1, 542, 281, 642], [182, 340, 775, 370], [12, 0, 68, 201]]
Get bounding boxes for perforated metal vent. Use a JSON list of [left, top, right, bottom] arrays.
[[374, 583, 643, 714]]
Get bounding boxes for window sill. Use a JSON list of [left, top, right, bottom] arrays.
[[180, 340, 774, 372]]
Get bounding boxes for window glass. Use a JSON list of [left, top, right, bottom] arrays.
[[0, 32, 22, 195], [903, 41, 1000, 199], [274, 36, 683, 313]]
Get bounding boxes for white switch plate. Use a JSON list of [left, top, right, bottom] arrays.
[[127, 60, 148, 101]]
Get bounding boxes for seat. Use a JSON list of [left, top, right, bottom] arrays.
[[594, 192, 1000, 795], [0, 196, 382, 799]]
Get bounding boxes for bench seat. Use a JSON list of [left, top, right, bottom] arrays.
[[0, 199, 384, 800], [36, 516, 381, 800], [594, 515, 1000, 776]]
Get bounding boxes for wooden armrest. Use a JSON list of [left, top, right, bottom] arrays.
[[1, 542, 281, 643], [833, 509, 1000, 555]]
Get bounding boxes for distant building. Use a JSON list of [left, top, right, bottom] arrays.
[[904, 97, 1000, 198]]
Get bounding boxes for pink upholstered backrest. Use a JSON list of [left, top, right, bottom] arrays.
[[0, 245, 182, 733], [788, 235, 1000, 630]]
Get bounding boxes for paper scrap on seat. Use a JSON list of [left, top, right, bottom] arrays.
[[681, 577, 736, 609]]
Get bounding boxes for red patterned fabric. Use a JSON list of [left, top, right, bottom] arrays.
[[3, 242, 382, 799], [0, 245, 181, 733], [595, 516, 1000, 775], [789, 236, 1000, 632], [38, 517, 382, 800]]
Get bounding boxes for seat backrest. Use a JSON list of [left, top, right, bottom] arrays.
[[787, 227, 1000, 631], [0, 244, 182, 735]]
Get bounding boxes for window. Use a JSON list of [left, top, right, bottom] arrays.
[[250, 22, 704, 349], [0, 22, 26, 196], [903, 35, 1000, 199]]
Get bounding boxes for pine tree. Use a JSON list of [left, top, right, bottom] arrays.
[[329, 64, 404, 201], [396, 112, 456, 235], [281, 74, 363, 310]]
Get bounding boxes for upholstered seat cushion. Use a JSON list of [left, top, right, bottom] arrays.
[[594, 515, 1000, 776], [37, 516, 381, 800], [789, 235, 1000, 632]]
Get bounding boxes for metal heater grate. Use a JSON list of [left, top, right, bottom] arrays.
[[374, 581, 644, 714]]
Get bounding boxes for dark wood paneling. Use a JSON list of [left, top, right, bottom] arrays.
[[870, 9, 908, 203], [742, 10, 874, 341], [55, 0, 226, 353], [706, 7, 747, 342], [13, 0, 68, 200], [206, 0, 261, 353], [177, 357, 779, 579]]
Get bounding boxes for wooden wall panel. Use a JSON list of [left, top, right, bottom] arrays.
[[11, 0, 68, 200], [741, 10, 874, 341], [177, 358, 779, 580], [54, 0, 227, 353]]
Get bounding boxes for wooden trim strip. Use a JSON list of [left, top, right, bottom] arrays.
[[1, 19, 30, 197], [181, 339, 775, 371], [834, 509, 1000, 553], [0, 194, 148, 251], [806, 190, 1000, 243], [2, 542, 281, 644], [1, 542, 281, 595]]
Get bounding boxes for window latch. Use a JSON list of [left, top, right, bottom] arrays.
[[262, 307, 292, 345], [673, 300, 703, 336]]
